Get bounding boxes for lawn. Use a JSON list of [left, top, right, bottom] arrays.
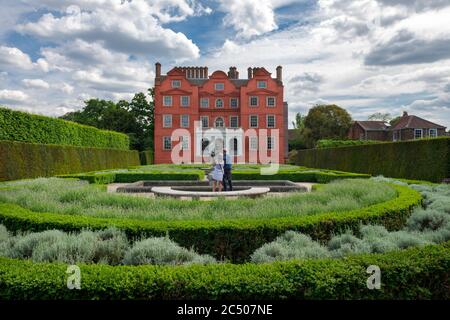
[[0, 178, 396, 221]]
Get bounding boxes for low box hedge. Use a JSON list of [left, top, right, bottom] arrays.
[[0, 140, 140, 181], [59, 171, 205, 184], [0, 241, 448, 299], [233, 170, 370, 183], [0, 106, 130, 149], [0, 184, 422, 262], [295, 137, 450, 183]]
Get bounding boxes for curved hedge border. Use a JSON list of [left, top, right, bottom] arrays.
[[233, 170, 370, 183], [58, 171, 205, 184], [0, 242, 448, 300], [0, 107, 130, 149], [0, 184, 421, 262]]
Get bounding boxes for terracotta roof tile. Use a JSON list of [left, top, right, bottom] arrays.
[[391, 115, 446, 130]]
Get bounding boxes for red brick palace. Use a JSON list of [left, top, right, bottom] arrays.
[[153, 63, 288, 164]]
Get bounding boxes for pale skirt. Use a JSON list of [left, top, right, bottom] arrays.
[[212, 165, 224, 182]]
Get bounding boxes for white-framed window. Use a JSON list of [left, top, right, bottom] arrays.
[[163, 136, 172, 150], [200, 98, 209, 108], [414, 129, 423, 139], [163, 114, 172, 128], [267, 115, 275, 128], [230, 116, 239, 128], [181, 96, 190, 107], [171, 80, 181, 88], [429, 128, 437, 138], [215, 83, 224, 91], [215, 117, 225, 128], [249, 115, 258, 128], [249, 96, 259, 107], [215, 98, 224, 108], [180, 136, 189, 150], [201, 116, 209, 128], [267, 96, 276, 107], [181, 114, 189, 128], [163, 96, 172, 107], [267, 136, 275, 150], [249, 137, 258, 151], [230, 98, 239, 108], [257, 81, 267, 88]]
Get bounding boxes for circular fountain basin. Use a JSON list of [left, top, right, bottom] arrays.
[[151, 186, 270, 200]]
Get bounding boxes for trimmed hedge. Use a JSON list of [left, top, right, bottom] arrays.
[[296, 137, 450, 182], [317, 139, 383, 148], [0, 184, 422, 262], [59, 171, 204, 184], [295, 137, 450, 183], [0, 107, 130, 149], [233, 170, 370, 183], [139, 150, 154, 165], [0, 140, 140, 181], [0, 242, 448, 299]]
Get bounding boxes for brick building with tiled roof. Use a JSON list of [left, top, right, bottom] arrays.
[[348, 112, 447, 142]]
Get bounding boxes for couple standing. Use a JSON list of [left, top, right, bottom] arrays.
[[211, 149, 233, 192]]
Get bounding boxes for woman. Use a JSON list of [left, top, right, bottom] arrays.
[[211, 152, 224, 192]]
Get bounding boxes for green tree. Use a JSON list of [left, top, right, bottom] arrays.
[[303, 104, 353, 148], [60, 89, 155, 151], [368, 112, 392, 122], [292, 112, 306, 129]]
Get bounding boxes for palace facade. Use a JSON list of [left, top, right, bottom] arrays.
[[153, 63, 288, 164]]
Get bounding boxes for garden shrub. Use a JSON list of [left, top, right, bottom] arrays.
[[317, 139, 383, 148], [0, 140, 140, 181], [0, 107, 129, 149], [0, 184, 421, 262], [250, 181, 450, 261], [0, 242, 448, 299], [123, 237, 215, 266], [295, 137, 450, 182]]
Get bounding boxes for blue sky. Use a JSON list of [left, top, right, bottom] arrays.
[[0, 0, 449, 128]]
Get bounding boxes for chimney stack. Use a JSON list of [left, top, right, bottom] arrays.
[[155, 62, 161, 85], [403, 111, 409, 117], [248, 67, 253, 79], [276, 66, 282, 82]]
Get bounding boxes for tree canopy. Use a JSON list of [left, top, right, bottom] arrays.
[[61, 89, 154, 151], [303, 104, 353, 147]]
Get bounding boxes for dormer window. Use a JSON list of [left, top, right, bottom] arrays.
[[171, 80, 181, 88], [257, 81, 267, 88], [215, 83, 224, 91]]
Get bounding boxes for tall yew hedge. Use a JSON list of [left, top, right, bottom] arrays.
[[0, 107, 130, 150], [295, 137, 450, 182], [0, 141, 140, 181]]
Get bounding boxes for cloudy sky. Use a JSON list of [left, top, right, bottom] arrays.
[[1, 0, 449, 128]]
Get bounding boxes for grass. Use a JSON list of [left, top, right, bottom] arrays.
[[251, 178, 450, 263], [0, 178, 396, 221]]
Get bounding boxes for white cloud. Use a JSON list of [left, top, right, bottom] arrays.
[[219, 0, 278, 38], [22, 79, 50, 89], [16, 0, 200, 60], [0, 90, 29, 103], [0, 46, 34, 70]]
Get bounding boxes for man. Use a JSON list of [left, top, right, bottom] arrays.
[[222, 149, 233, 191]]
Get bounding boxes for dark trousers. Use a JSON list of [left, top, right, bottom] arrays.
[[223, 169, 233, 191]]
